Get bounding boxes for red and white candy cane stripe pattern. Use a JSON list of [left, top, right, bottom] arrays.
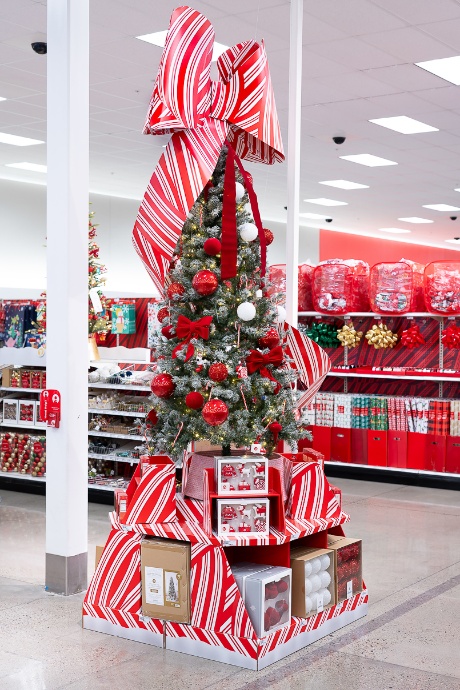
[[166, 622, 259, 660], [83, 603, 163, 635], [133, 5, 284, 293], [123, 464, 177, 526], [286, 461, 342, 522], [176, 492, 205, 523], [283, 324, 331, 410]]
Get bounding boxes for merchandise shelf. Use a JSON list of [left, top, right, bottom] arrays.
[[88, 452, 140, 464], [88, 408, 147, 417], [0, 386, 42, 393], [325, 461, 460, 491], [328, 370, 460, 382], [88, 383, 150, 392], [0, 422, 46, 431], [298, 311, 445, 320], [88, 430, 144, 441]]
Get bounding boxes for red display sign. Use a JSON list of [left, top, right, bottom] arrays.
[[39, 389, 61, 428]]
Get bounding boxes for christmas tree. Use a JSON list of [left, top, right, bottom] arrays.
[[147, 148, 304, 460], [168, 575, 177, 602], [88, 210, 110, 336]]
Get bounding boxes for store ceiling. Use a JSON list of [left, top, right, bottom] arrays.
[[2, 0, 460, 250]]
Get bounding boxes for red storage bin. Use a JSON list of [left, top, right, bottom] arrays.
[[370, 262, 413, 314], [388, 431, 408, 469], [310, 425, 332, 461], [424, 261, 460, 314], [313, 264, 353, 314], [424, 434, 446, 473], [446, 437, 460, 474], [367, 430, 387, 467], [330, 428, 352, 463], [351, 429, 368, 465], [407, 432, 426, 470]]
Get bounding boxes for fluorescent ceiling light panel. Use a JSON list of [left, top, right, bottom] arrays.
[[369, 116, 438, 134], [0, 97, 6, 102], [340, 154, 397, 167], [5, 162, 47, 173], [416, 56, 460, 85], [398, 217, 434, 224], [379, 227, 411, 234], [303, 197, 348, 206], [0, 132, 44, 146], [319, 179, 369, 190], [136, 31, 228, 61], [423, 204, 460, 212], [299, 212, 332, 220]]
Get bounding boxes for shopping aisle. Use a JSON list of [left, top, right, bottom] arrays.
[[0, 480, 459, 689]]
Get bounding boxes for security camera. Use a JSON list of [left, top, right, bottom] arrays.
[[455, 237, 460, 241], [451, 216, 457, 221], [332, 135, 346, 145], [325, 218, 333, 223], [31, 42, 47, 55]]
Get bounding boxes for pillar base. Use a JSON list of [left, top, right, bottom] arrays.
[[45, 552, 87, 595]]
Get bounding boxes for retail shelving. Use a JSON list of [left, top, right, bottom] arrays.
[[88, 430, 145, 441], [88, 383, 150, 391], [88, 408, 147, 417]]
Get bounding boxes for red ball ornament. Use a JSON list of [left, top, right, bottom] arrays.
[[258, 328, 280, 349], [157, 307, 169, 322], [203, 238, 221, 256], [167, 282, 185, 300], [268, 421, 282, 445], [264, 228, 274, 246], [185, 392, 204, 410], [150, 373, 175, 398], [146, 409, 158, 426], [208, 363, 228, 382], [192, 270, 218, 296], [202, 399, 229, 426]]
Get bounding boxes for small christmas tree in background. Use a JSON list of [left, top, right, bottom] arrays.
[[147, 148, 304, 461], [168, 575, 177, 602], [88, 210, 110, 337]]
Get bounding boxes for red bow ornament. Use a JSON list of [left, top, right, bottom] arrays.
[[442, 323, 460, 349], [246, 346, 284, 392], [171, 315, 213, 362], [401, 323, 425, 349], [132, 5, 284, 294]]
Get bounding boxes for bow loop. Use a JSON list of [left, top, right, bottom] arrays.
[[172, 315, 213, 362], [246, 346, 284, 392]]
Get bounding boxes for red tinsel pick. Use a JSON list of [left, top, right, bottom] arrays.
[[442, 323, 460, 349], [401, 323, 425, 349]]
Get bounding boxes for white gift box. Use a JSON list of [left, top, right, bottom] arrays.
[[216, 498, 270, 537]]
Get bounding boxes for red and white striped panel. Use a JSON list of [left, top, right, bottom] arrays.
[[283, 511, 350, 540], [166, 621, 258, 660], [84, 530, 143, 614], [176, 492, 205, 524], [286, 461, 342, 522], [83, 603, 163, 635], [123, 463, 177, 526], [283, 325, 331, 411]]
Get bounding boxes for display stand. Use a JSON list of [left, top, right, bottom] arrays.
[[83, 455, 367, 670]]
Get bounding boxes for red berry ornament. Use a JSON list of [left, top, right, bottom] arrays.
[[146, 409, 158, 426], [157, 307, 169, 322], [208, 363, 228, 382], [201, 399, 229, 426], [264, 228, 274, 245], [258, 328, 280, 349], [192, 270, 218, 296], [150, 373, 175, 398], [203, 238, 221, 256], [185, 392, 204, 410], [167, 283, 185, 300]]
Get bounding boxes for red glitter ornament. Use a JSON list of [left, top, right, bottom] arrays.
[[202, 399, 229, 426], [203, 238, 221, 256], [192, 270, 218, 296], [264, 228, 274, 245], [258, 328, 280, 349], [146, 409, 158, 426], [185, 392, 204, 410], [157, 307, 169, 322], [208, 363, 228, 382], [150, 373, 175, 398], [167, 283, 185, 300]]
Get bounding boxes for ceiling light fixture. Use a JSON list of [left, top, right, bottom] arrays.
[[5, 162, 47, 173], [318, 179, 369, 190], [136, 31, 229, 61], [369, 116, 438, 134], [299, 212, 332, 220], [0, 132, 44, 146], [340, 153, 397, 167], [446, 238, 460, 244], [416, 56, 460, 85], [303, 197, 348, 206], [398, 217, 434, 224], [423, 204, 460, 212], [379, 227, 411, 234]]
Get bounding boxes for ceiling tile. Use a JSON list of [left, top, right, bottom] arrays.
[[309, 37, 403, 70], [308, 0, 405, 34], [361, 26, 455, 62], [372, 0, 460, 25]]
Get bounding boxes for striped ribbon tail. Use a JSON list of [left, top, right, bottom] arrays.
[[283, 324, 331, 410]]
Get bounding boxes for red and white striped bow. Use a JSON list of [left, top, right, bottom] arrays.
[[132, 5, 284, 293]]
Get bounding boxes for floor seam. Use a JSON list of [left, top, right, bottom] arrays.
[[337, 650, 460, 682]]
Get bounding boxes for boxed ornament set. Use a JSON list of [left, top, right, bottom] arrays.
[[216, 497, 270, 536], [215, 455, 268, 495], [290, 547, 336, 618]]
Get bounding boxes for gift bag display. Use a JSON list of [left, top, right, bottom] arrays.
[[424, 261, 460, 315], [313, 263, 353, 314], [111, 302, 136, 334], [400, 259, 425, 312], [268, 263, 314, 312], [370, 262, 413, 314]]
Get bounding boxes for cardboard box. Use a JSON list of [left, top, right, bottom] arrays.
[[290, 547, 336, 618], [1, 366, 13, 388], [2, 399, 18, 425], [327, 535, 362, 602], [95, 545, 104, 568], [141, 538, 191, 623], [446, 436, 460, 474], [18, 399, 35, 425], [215, 455, 268, 495], [216, 498, 270, 537], [114, 489, 128, 520], [367, 430, 387, 467], [331, 427, 352, 463], [244, 566, 292, 637]]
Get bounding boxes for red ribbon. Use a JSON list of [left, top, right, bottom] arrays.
[[172, 315, 213, 361], [246, 346, 283, 392]]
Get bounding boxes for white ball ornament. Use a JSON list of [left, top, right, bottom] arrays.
[[310, 592, 319, 609], [304, 561, 313, 577], [304, 578, 313, 595], [310, 558, 322, 575], [320, 588, 332, 606], [320, 554, 331, 571], [310, 574, 321, 592], [235, 181, 245, 201], [320, 571, 331, 588], [305, 596, 313, 614], [240, 222, 258, 242], [237, 302, 256, 321], [276, 305, 287, 323]]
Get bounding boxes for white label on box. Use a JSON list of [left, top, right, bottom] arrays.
[[347, 580, 353, 599], [145, 566, 164, 606], [316, 593, 324, 613], [119, 500, 127, 512], [251, 443, 262, 453]]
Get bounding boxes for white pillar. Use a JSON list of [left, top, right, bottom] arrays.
[[45, 0, 89, 595], [285, 0, 303, 329]]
